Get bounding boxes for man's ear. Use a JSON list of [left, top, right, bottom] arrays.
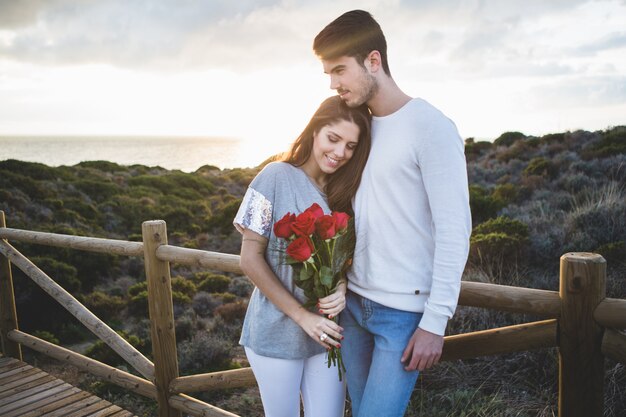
[[364, 50, 382, 73]]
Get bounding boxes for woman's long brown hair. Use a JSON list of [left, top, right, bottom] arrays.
[[282, 96, 371, 213]]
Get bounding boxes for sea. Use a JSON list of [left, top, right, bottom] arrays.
[[0, 136, 277, 172]]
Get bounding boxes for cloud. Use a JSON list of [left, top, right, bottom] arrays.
[[575, 32, 626, 56], [531, 75, 626, 107], [0, 0, 301, 71]]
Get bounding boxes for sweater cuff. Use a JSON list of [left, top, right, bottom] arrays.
[[418, 306, 449, 336]]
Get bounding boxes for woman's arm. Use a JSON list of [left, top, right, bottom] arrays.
[[239, 229, 343, 348]]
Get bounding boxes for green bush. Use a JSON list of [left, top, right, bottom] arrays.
[[470, 217, 529, 281], [72, 179, 119, 203], [85, 331, 146, 366], [83, 291, 126, 321], [32, 256, 81, 292], [464, 139, 492, 161], [206, 199, 243, 235], [33, 330, 60, 345], [172, 276, 197, 298], [0, 159, 63, 180], [523, 157, 557, 179], [128, 290, 148, 315], [493, 131, 526, 147], [198, 274, 231, 293], [491, 183, 519, 205], [76, 160, 125, 172], [469, 185, 504, 225], [584, 126, 626, 158]]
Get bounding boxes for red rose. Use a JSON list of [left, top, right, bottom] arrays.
[[286, 236, 314, 262], [291, 211, 316, 236], [332, 211, 350, 233], [274, 212, 296, 239], [305, 203, 325, 220], [315, 215, 336, 240]]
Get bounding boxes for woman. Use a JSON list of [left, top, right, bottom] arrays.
[[233, 95, 371, 417]]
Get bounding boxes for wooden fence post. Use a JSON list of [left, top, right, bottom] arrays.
[[142, 220, 182, 417], [0, 211, 22, 360], [559, 252, 605, 417]]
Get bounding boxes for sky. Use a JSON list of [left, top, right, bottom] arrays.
[[0, 0, 625, 152]]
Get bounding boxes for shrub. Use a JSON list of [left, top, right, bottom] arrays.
[[206, 199, 243, 234], [83, 291, 125, 321], [72, 180, 119, 203], [177, 331, 234, 374], [523, 157, 557, 179], [128, 281, 148, 297], [583, 125, 626, 158], [464, 139, 492, 161], [469, 185, 504, 225], [198, 274, 231, 293], [470, 217, 529, 281], [214, 301, 248, 323], [32, 256, 81, 293], [493, 131, 526, 147], [491, 183, 519, 205], [33, 330, 60, 345], [171, 276, 197, 298], [229, 276, 254, 297], [595, 241, 626, 265], [85, 331, 146, 367], [128, 291, 148, 315], [192, 292, 222, 317]]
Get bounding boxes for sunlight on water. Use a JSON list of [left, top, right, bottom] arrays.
[[0, 136, 288, 171]]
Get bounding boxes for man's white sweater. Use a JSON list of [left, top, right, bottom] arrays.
[[347, 98, 472, 336]]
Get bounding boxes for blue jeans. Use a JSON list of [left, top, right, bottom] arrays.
[[341, 291, 422, 417]]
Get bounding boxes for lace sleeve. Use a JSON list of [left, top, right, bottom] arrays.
[[233, 187, 273, 238]]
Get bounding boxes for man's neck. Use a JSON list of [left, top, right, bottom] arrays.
[[367, 76, 412, 117]]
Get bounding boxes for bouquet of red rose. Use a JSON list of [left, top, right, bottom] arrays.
[[273, 202, 354, 380]]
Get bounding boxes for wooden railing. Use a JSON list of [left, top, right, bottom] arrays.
[[0, 210, 625, 417]]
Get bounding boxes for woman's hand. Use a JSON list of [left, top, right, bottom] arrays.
[[296, 310, 344, 349], [318, 281, 347, 318]]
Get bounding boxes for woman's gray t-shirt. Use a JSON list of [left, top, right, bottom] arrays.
[[233, 162, 329, 359]]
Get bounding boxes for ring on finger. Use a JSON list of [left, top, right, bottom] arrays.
[[320, 332, 328, 342]]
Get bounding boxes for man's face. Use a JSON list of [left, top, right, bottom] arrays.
[[322, 56, 378, 107]]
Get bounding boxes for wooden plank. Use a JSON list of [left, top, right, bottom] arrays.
[[61, 399, 114, 417], [0, 366, 42, 387], [87, 404, 125, 417], [0, 369, 48, 394], [0, 380, 67, 413], [42, 395, 103, 417], [3, 387, 85, 417], [0, 379, 63, 410], [0, 362, 32, 377], [0, 356, 20, 367], [0, 373, 55, 398], [107, 411, 135, 417]]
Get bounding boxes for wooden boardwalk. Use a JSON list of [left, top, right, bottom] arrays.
[[0, 356, 137, 417]]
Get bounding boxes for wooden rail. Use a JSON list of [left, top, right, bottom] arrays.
[[1, 213, 624, 417]]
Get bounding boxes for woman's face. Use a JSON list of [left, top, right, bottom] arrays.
[[308, 119, 360, 176]]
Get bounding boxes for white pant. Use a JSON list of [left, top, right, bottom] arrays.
[[245, 346, 345, 417]]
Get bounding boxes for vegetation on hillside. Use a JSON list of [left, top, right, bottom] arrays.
[[0, 125, 625, 416]]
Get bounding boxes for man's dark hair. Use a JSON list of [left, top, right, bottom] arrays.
[[313, 10, 390, 76]]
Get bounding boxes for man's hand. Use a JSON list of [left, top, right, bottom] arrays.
[[400, 327, 443, 371]]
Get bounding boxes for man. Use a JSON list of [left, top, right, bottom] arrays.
[[313, 10, 472, 417]]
